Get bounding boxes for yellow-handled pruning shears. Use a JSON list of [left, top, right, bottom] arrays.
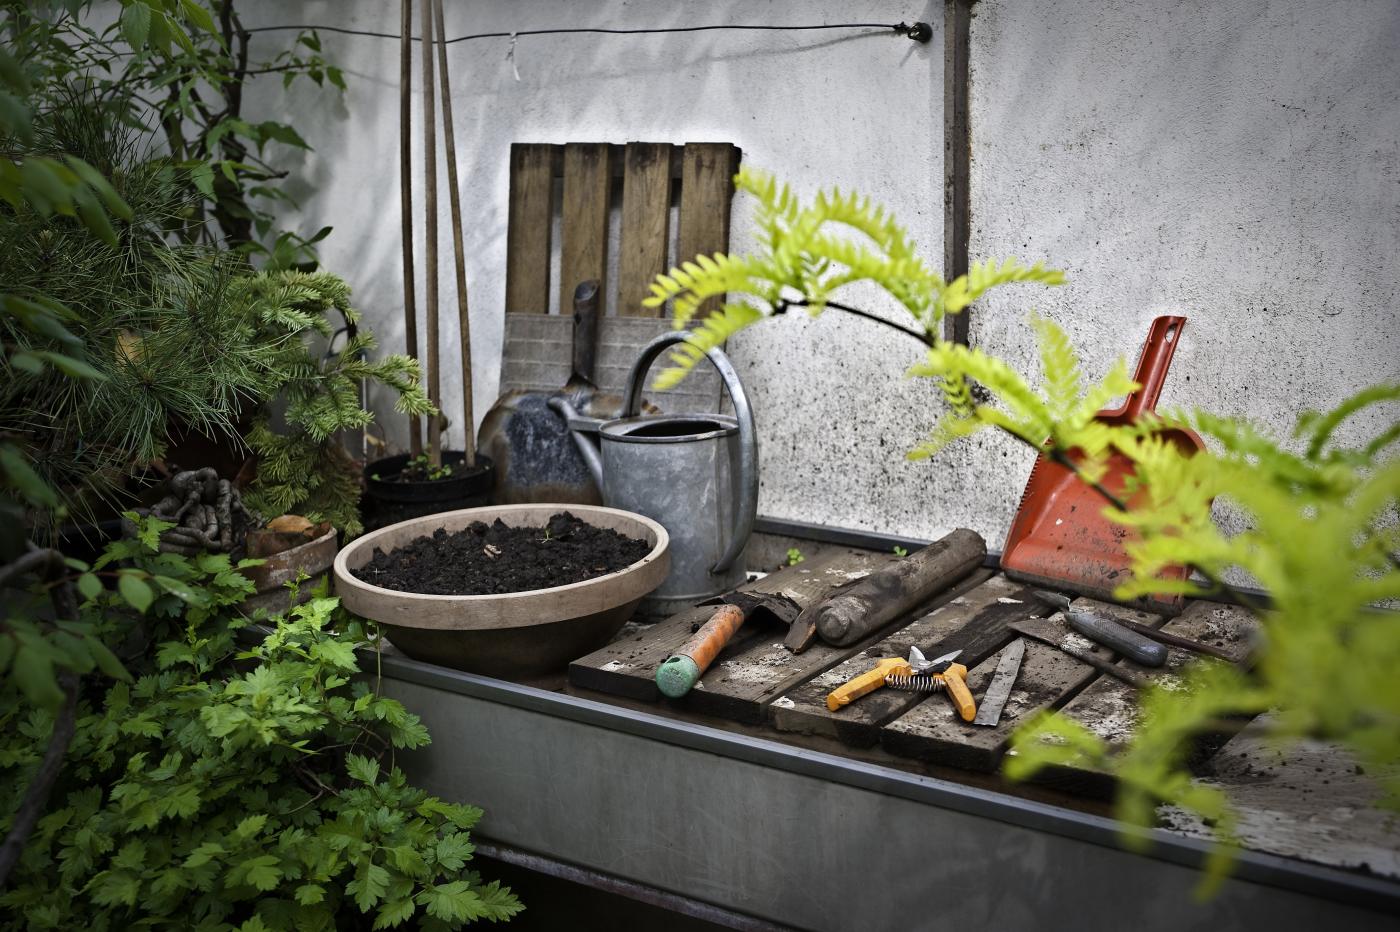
[[825, 647, 977, 722]]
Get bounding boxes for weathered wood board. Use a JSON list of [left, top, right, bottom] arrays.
[[1036, 599, 1257, 797], [1158, 713, 1400, 881], [1058, 598, 1257, 749], [571, 546, 1273, 799], [617, 142, 673, 317], [879, 606, 1142, 772], [568, 549, 893, 716], [769, 574, 1041, 746]]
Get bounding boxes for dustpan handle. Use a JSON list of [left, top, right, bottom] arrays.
[[1124, 315, 1187, 417]]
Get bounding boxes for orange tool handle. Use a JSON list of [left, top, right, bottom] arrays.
[[941, 663, 977, 722], [677, 604, 746, 673], [826, 658, 909, 712]]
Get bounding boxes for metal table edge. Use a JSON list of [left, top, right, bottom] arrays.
[[370, 647, 1400, 917]]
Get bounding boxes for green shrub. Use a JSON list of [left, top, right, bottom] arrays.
[[0, 519, 521, 929]]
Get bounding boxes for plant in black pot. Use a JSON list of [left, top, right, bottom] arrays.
[[364, 0, 493, 530]]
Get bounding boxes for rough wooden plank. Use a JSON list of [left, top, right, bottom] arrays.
[[696, 566, 994, 726], [1030, 600, 1258, 798], [1059, 599, 1256, 750], [771, 574, 1046, 747], [676, 143, 740, 319], [567, 549, 888, 710], [1158, 713, 1400, 880], [880, 603, 1150, 772], [559, 143, 612, 315], [505, 143, 555, 314], [617, 142, 674, 317]]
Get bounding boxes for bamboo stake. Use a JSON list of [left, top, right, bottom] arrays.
[[419, 0, 442, 467], [431, 0, 476, 468], [399, 0, 422, 457]]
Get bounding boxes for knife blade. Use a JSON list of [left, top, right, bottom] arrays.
[[972, 638, 1025, 727]]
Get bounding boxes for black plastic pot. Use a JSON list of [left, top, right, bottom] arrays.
[[362, 452, 495, 531]]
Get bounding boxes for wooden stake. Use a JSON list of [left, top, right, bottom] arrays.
[[420, 0, 441, 467], [432, 0, 475, 468], [399, 0, 422, 456]]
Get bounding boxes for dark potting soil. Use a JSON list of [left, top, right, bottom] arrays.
[[352, 512, 652, 595]]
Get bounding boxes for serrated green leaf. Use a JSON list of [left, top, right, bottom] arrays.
[[373, 898, 415, 929], [310, 638, 357, 670], [121, 2, 152, 48], [416, 880, 481, 923], [345, 753, 379, 786], [180, 0, 217, 33], [295, 883, 326, 906], [233, 813, 267, 840], [348, 860, 390, 912], [235, 854, 282, 891]]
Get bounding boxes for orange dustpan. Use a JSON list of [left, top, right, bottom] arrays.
[[1000, 316, 1205, 614]]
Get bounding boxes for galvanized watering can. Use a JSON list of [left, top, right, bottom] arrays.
[[551, 331, 757, 615]]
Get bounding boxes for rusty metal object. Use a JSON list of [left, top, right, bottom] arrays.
[[1001, 316, 1206, 614], [241, 525, 339, 616], [121, 467, 256, 555]]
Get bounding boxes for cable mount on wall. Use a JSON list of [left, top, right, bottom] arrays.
[[242, 20, 934, 46]]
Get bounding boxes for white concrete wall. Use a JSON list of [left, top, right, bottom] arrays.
[[241, 0, 1399, 546], [965, 0, 1400, 544]]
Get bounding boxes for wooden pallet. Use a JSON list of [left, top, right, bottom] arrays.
[[570, 551, 1257, 778]]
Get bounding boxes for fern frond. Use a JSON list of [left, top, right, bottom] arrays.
[[1030, 311, 1082, 416], [1296, 382, 1400, 460], [939, 258, 1067, 317], [651, 302, 764, 390], [639, 168, 1062, 390]]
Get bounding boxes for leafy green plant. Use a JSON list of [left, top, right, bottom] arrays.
[[10, 0, 344, 267], [1, 517, 522, 928], [643, 167, 1063, 388], [891, 545, 908, 558], [648, 169, 1400, 886], [398, 453, 456, 483], [240, 271, 434, 535], [785, 547, 805, 566]]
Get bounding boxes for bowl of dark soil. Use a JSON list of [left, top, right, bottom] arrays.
[[362, 451, 495, 531], [332, 504, 669, 677]]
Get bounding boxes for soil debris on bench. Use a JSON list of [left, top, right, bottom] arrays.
[[353, 512, 651, 595]]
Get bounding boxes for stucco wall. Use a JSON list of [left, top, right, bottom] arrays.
[[241, 0, 1399, 546], [963, 0, 1400, 544]]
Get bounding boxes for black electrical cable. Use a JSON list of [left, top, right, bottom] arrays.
[[242, 21, 932, 45]]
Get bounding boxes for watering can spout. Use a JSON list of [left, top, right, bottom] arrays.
[[548, 395, 606, 488]]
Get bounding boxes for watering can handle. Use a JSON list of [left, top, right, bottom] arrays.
[[622, 331, 758, 577]]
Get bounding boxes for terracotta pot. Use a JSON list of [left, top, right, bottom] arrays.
[[361, 451, 494, 531], [241, 525, 339, 616], [332, 504, 669, 677]]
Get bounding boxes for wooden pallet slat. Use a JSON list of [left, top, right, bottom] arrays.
[[770, 573, 1040, 746], [1036, 599, 1259, 796], [504, 143, 555, 314], [676, 143, 740, 319], [694, 566, 993, 726], [559, 142, 613, 312], [617, 142, 674, 318], [568, 549, 890, 714], [878, 605, 1143, 772]]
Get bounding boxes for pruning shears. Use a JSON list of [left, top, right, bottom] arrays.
[[825, 647, 977, 721]]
